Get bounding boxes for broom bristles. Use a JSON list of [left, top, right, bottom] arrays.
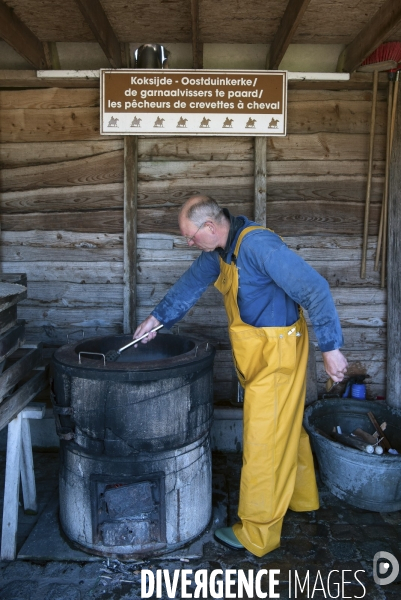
[[362, 42, 401, 66]]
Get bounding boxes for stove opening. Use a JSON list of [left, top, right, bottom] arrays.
[[91, 473, 166, 551]]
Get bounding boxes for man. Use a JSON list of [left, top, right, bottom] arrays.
[[134, 195, 348, 557]]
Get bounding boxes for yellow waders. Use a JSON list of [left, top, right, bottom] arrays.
[[214, 226, 320, 557]]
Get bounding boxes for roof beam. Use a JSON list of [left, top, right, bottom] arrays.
[[0, 0, 50, 69], [74, 0, 122, 68], [268, 0, 311, 70], [338, 0, 401, 72], [191, 0, 203, 69]]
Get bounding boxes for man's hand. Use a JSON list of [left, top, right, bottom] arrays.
[[322, 349, 348, 383], [133, 315, 161, 344]]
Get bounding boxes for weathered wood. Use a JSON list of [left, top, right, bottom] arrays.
[[0, 305, 18, 336], [0, 88, 100, 111], [0, 411, 22, 560], [254, 137, 266, 226], [0, 140, 121, 169], [0, 108, 108, 143], [23, 326, 121, 346], [387, 85, 401, 407], [0, 283, 27, 311], [75, 0, 122, 68], [123, 136, 138, 333], [20, 418, 37, 513], [0, 366, 49, 432], [0, 346, 42, 401], [338, 0, 401, 72], [266, 133, 386, 161], [0, 70, 99, 89], [0, 0, 50, 70], [0, 262, 123, 284], [0, 273, 27, 286], [191, 0, 203, 69], [0, 150, 123, 193], [268, 0, 312, 69], [1, 184, 123, 215], [0, 324, 25, 363], [17, 306, 122, 328]]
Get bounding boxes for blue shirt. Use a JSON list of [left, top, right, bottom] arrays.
[[152, 216, 343, 352]]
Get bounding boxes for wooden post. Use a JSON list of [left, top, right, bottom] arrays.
[[123, 136, 138, 334], [254, 137, 267, 227], [1, 413, 22, 560], [387, 87, 401, 408]]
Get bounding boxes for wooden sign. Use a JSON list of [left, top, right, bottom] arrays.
[[100, 69, 287, 136]]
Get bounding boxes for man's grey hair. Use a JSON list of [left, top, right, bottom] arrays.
[[184, 196, 225, 227]]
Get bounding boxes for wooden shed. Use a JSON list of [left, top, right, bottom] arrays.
[[0, 0, 401, 406]]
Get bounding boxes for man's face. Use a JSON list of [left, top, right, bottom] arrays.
[[179, 216, 217, 252]]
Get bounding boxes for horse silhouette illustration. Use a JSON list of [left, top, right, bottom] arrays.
[[130, 116, 142, 127], [200, 117, 211, 128], [154, 116, 165, 127], [107, 116, 119, 127], [223, 117, 234, 128], [246, 118, 256, 128], [268, 118, 279, 128], [177, 117, 188, 128]]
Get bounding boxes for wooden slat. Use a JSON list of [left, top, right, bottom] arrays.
[[0, 324, 25, 363], [0, 108, 107, 143], [0, 140, 121, 169], [0, 345, 42, 400], [0, 366, 49, 431], [0, 70, 99, 89], [338, 0, 401, 72], [191, 0, 203, 69], [268, 0, 312, 69], [0, 88, 100, 111], [75, 0, 122, 68], [0, 305, 18, 336], [0, 283, 27, 311], [254, 137, 266, 226], [387, 85, 401, 407], [0, 0, 50, 70], [0, 273, 27, 286], [123, 136, 138, 333], [0, 262, 123, 284], [0, 149, 123, 193]]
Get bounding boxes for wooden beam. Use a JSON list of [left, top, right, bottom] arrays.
[[123, 137, 138, 334], [268, 0, 311, 70], [387, 84, 401, 408], [74, 0, 122, 68], [254, 137, 267, 227], [43, 42, 61, 70], [191, 0, 203, 69], [338, 0, 401, 73], [0, 0, 50, 69]]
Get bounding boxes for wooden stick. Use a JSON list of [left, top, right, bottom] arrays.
[[331, 431, 375, 453], [361, 69, 378, 279], [380, 79, 394, 287], [375, 78, 393, 273], [367, 411, 392, 450]]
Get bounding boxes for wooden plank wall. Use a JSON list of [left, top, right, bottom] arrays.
[[0, 84, 387, 400]]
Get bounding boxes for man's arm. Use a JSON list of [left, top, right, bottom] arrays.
[[133, 251, 220, 342]]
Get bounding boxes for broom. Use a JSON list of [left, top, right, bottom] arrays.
[[375, 64, 401, 287], [358, 42, 401, 279]]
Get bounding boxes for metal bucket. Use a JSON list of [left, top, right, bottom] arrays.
[[304, 399, 401, 512]]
